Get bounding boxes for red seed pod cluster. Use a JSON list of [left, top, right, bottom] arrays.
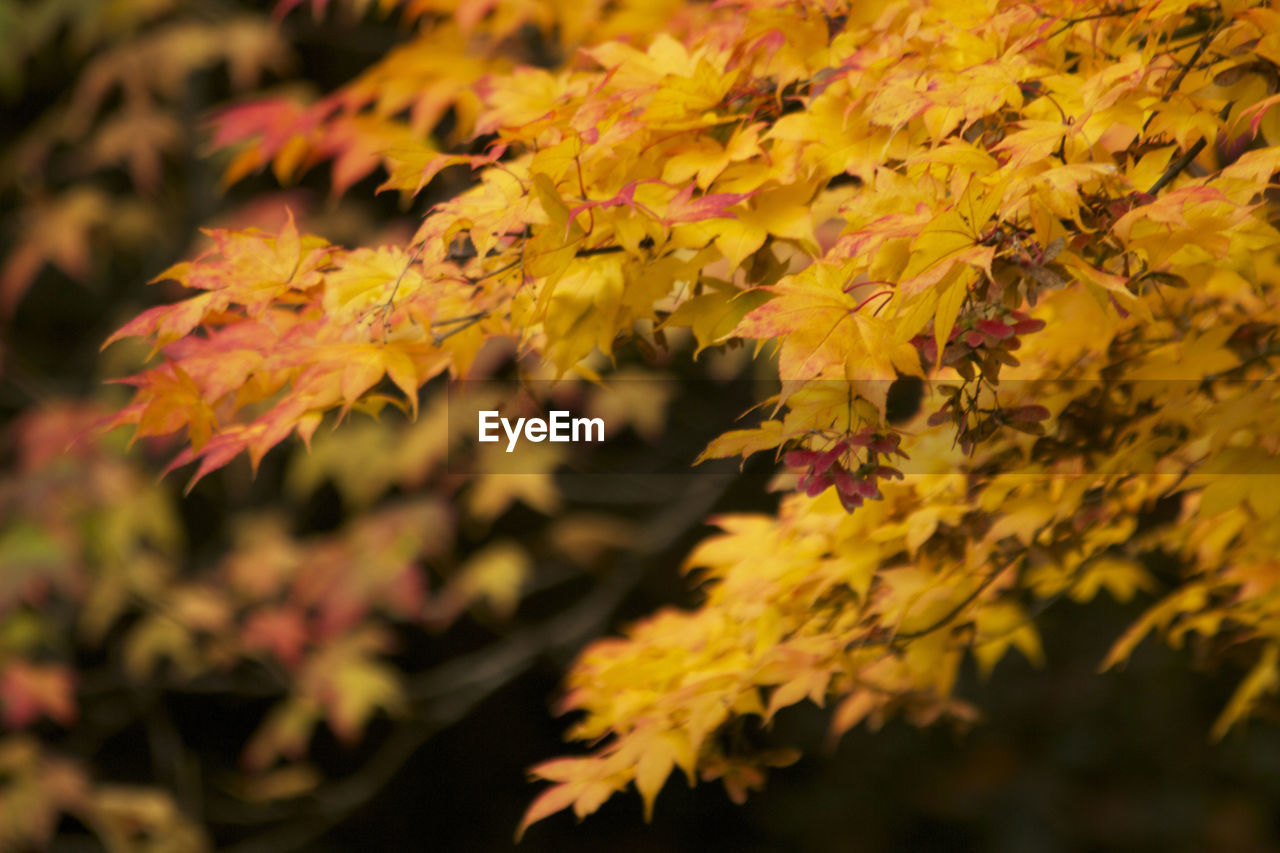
[[911, 310, 1045, 383], [909, 306, 1051, 453], [785, 430, 907, 512]]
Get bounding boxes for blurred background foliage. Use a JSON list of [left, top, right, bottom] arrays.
[[2, 1, 1280, 850]]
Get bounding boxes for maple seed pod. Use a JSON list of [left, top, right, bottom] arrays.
[[990, 348, 1020, 367], [796, 466, 815, 492], [831, 466, 858, 496], [1008, 405, 1051, 422], [942, 342, 971, 365], [837, 490, 864, 513], [975, 318, 1014, 340], [916, 336, 938, 364], [785, 450, 817, 468], [813, 444, 844, 475], [853, 477, 882, 500], [867, 434, 898, 454], [804, 473, 833, 498], [847, 430, 874, 448]]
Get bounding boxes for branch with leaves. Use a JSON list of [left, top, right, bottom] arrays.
[[9, 0, 1280, 843]]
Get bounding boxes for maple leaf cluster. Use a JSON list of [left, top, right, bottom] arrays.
[[62, 0, 1280, 838], [0, 3, 288, 320]]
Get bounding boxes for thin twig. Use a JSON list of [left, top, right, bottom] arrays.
[[845, 560, 1011, 652], [1143, 28, 1215, 132], [431, 313, 489, 345], [379, 241, 427, 328], [575, 245, 627, 257], [429, 311, 488, 328], [1047, 7, 1139, 40], [1147, 137, 1208, 195], [464, 257, 522, 284]]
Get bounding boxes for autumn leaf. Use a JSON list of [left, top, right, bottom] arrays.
[[0, 662, 76, 729]]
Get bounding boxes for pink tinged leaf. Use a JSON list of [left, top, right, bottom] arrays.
[[382, 348, 419, 417], [296, 411, 324, 450], [751, 29, 787, 56], [377, 152, 486, 196], [242, 608, 309, 669], [384, 566, 427, 621], [571, 780, 616, 819], [277, 208, 302, 281], [273, 0, 328, 20], [528, 757, 596, 783], [273, 0, 304, 19], [181, 435, 249, 494], [209, 98, 325, 151], [341, 354, 386, 403], [830, 691, 878, 738], [0, 662, 76, 728], [964, 330, 986, 348], [249, 407, 308, 474], [664, 185, 752, 224], [1241, 92, 1280, 137], [101, 293, 217, 350], [514, 781, 583, 840], [330, 147, 379, 198], [567, 181, 644, 224]]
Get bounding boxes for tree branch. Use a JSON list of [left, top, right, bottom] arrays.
[[1047, 8, 1139, 40], [1147, 102, 1233, 194], [215, 474, 737, 853], [845, 560, 1012, 652], [892, 561, 1009, 641]]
